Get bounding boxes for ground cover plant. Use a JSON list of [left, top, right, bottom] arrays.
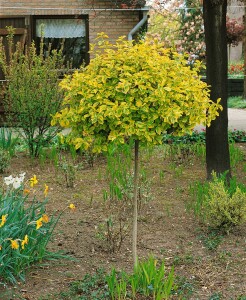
[[0, 134, 245, 300]]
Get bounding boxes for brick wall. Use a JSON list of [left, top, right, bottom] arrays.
[[0, 0, 142, 44]]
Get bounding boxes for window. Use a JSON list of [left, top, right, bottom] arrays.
[[34, 16, 89, 68]]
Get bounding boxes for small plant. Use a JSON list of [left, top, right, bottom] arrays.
[[197, 230, 223, 251], [95, 214, 128, 253], [58, 155, 82, 188], [106, 268, 127, 300], [209, 292, 223, 300], [229, 142, 244, 168], [0, 148, 11, 173], [189, 173, 246, 232], [70, 268, 110, 300], [0, 127, 20, 157], [106, 256, 175, 300], [174, 276, 194, 298], [228, 129, 246, 142]]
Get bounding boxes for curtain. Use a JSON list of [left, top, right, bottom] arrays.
[[36, 18, 86, 38]]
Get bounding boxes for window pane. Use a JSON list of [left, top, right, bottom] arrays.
[[36, 18, 87, 68]]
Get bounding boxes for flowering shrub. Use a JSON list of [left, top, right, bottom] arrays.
[[0, 173, 59, 283], [228, 61, 244, 78], [226, 16, 244, 47], [177, 0, 205, 63]]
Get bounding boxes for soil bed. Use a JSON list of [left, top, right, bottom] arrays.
[[0, 144, 245, 300]]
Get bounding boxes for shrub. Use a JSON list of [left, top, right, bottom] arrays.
[[0, 27, 67, 157], [204, 179, 246, 230], [0, 173, 61, 283], [189, 174, 246, 232]]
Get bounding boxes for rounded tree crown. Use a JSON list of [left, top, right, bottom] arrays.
[[52, 34, 222, 153]]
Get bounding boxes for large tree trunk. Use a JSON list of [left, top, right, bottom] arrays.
[[203, 0, 231, 179]]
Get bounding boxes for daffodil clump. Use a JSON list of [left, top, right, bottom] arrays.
[[0, 173, 58, 283]]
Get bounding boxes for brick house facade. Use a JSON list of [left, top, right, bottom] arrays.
[[0, 0, 148, 66]]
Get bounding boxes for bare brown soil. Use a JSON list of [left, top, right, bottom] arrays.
[[0, 144, 245, 300]]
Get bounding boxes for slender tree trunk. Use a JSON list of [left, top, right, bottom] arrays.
[[203, 0, 231, 179], [132, 139, 139, 266]]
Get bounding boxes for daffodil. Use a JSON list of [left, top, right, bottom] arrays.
[[21, 235, 28, 249], [30, 175, 38, 188], [23, 189, 30, 195], [68, 203, 76, 210], [10, 239, 19, 250], [36, 217, 43, 230], [44, 184, 49, 197], [12, 177, 22, 189], [42, 214, 49, 223], [4, 175, 13, 186], [0, 214, 8, 227], [19, 172, 26, 182]]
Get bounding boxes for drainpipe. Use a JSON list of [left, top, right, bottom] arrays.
[[128, 6, 150, 41]]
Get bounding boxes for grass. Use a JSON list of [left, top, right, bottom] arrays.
[[228, 96, 246, 109]]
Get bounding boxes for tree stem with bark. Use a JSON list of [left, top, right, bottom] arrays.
[[132, 139, 139, 267], [204, 0, 231, 180]]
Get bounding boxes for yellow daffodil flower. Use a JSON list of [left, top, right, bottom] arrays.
[[21, 235, 28, 250], [0, 214, 8, 227], [68, 203, 76, 210], [44, 184, 49, 197], [23, 189, 30, 195], [0, 245, 2, 250], [10, 239, 19, 250], [42, 214, 49, 223], [30, 175, 38, 188], [36, 217, 43, 230]]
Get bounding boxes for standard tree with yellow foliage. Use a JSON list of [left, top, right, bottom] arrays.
[[52, 34, 222, 266]]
